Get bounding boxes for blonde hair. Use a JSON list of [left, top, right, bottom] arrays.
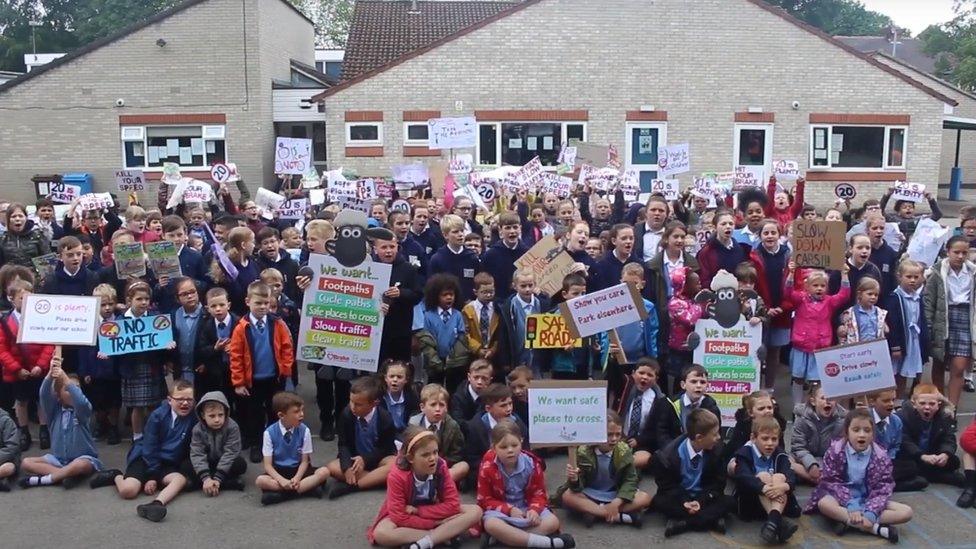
[[440, 214, 464, 233], [419, 383, 449, 404], [856, 277, 880, 294], [260, 268, 284, 283], [305, 219, 335, 241], [124, 205, 147, 221], [804, 269, 828, 285], [211, 227, 253, 284], [93, 283, 117, 302]]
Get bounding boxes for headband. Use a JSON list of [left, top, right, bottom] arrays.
[[405, 430, 436, 455]]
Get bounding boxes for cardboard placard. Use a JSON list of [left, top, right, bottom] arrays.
[[116, 170, 147, 193], [47, 182, 82, 204], [790, 220, 846, 270], [733, 166, 764, 191], [559, 282, 648, 339], [657, 143, 690, 176], [146, 241, 182, 279], [274, 137, 313, 174], [650, 179, 680, 201], [297, 253, 392, 372], [513, 236, 577, 298], [891, 181, 925, 203], [98, 314, 174, 356], [773, 160, 800, 181], [277, 198, 308, 220], [428, 117, 477, 150], [17, 294, 100, 346], [570, 141, 610, 168], [429, 161, 448, 198], [814, 338, 896, 400], [114, 242, 147, 278], [692, 319, 763, 427], [528, 380, 608, 447], [525, 314, 582, 349]]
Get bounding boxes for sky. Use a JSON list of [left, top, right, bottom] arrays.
[[859, 0, 958, 35]]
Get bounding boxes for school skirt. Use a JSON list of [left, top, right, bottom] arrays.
[[121, 365, 165, 408], [946, 304, 973, 358], [43, 453, 103, 471], [483, 507, 554, 528]]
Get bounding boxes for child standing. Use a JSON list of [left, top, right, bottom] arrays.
[[255, 391, 329, 505], [189, 391, 247, 495], [838, 277, 888, 344], [413, 274, 469, 393], [461, 273, 501, 369], [958, 418, 976, 507], [367, 425, 483, 549], [753, 219, 791, 390], [328, 376, 397, 499], [171, 277, 204, 385], [543, 273, 604, 380], [732, 416, 800, 543], [497, 270, 548, 378], [379, 360, 419, 433], [409, 384, 469, 483], [607, 264, 659, 397], [194, 287, 238, 403], [79, 284, 122, 445], [478, 421, 575, 548], [883, 260, 929, 399], [897, 384, 964, 488], [650, 364, 721, 452], [652, 408, 733, 537], [211, 226, 259, 316], [665, 267, 703, 395], [792, 384, 847, 485], [428, 214, 481, 301], [560, 411, 652, 527], [613, 358, 664, 470], [806, 409, 913, 542]]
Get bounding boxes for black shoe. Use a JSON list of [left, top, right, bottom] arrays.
[[942, 470, 967, 488], [0, 478, 9, 492], [833, 520, 849, 536], [38, 426, 50, 450], [328, 481, 357, 500], [106, 426, 121, 446], [307, 485, 324, 499], [222, 477, 246, 491], [18, 428, 31, 452], [958, 488, 976, 508], [627, 512, 643, 529], [965, 379, 975, 393], [17, 477, 35, 489], [879, 524, 899, 543], [261, 491, 285, 506], [711, 517, 727, 534], [778, 519, 799, 543], [62, 474, 85, 490], [447, 535, 463, 549], [664, 519, 688, 538], [249, 446, 262, 464], [895, 476, 928, 492], [479, 533, 492, 549], [90, 469, 122, 489], [550, 534, 575, 548], [136, 501, 167, 522], [320, 426, 335, 441], [760, 520, 779, 544]]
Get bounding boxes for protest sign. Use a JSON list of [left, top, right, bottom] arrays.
[[146, 241, 182, 279], [691, 176, 714, 199], [374, 179, 394, 198], [570, 141, 610, 168], [17, 294, 100, 346], [558, 144, 577, 168], [650, 179, 680, 201], [791, 220, 846, 270], [891, 181, 926, 203], [687, 229, 713, 255], [657, 143, 690, 176], [98, 314, 174, 356], [449, 153, 473, 175], [581, 166, 619, 192], [116, 170, 147, 193], [277, 198, 308, 220], [538, 172, 573, 199], [47, 181, 81, 204], [773, 160, 800, 181], [298, 253, 392, 372], [906, 217, 951, 267], [814, 339, 896, 400], [300, 167, 321, 189], [114, 242, 147, 278], [560, 283, 647, 339], [525, 314, 582, 349], [474, 181, 496, 205], [309, 188, 326, 206], [453, 182, 488, 212], [429, 161, 448, 197], [528, 380, 608, 447], [512, 156, 545, 191], [733, 166, 764, 191], [31, 253, 59, 284], [390, 199, 410, 214], [210, 163, 232, 184], [255, 187, 287, 212], [692, 318, 763, 426], [161, 163, 182, 184], [620, 170, 640, 202], [274, 137, 313, 174], [78, 193, 114, 212], [427, 117, 477, 149], [834, 183, 857, 200], [182, 180, 213, 203], [392, 163, 430, 190], [513, 236, 577, 298]]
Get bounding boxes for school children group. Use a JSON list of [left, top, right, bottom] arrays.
[[0, 173, 975, 547]]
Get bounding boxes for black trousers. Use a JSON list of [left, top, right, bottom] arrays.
[[316, 377, 350, 431], [656, 494, 735, 529], [429, 367, 466, 395], [181, 455, 248, 489], [918, 454, 962, 483], [237, 377, 283, 445]]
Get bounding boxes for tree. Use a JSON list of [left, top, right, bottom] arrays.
[[764, 0, 898, 36], [289, 0, 354, 48]]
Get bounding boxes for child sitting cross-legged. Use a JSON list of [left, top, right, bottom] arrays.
[[732, 416, 800, 544], [255, 391, 329, 505], [328, 375, 397, 499], [189, 391, 248, 495], [409, 383, 468, 483]]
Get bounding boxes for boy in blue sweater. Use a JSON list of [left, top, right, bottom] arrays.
[[90, 381, 197, 522], [607, 263, 659, 398], [868, 389, 926, 492], [79, 284, 122, 445], [482, 212, 528, 302], [255, 391, 329, 505], [19, 358, 103, 490], [428, 214, 481, 301]]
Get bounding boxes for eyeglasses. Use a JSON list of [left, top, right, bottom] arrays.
[[170, 397, 194, 404], [178, 291, 197, 298]]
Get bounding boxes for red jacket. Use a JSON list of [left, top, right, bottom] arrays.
[[476, 449, 548, 515], [228, 314, 294, 388], [367, 458, 461, 543], [0, 313, 55, 383], [764, 175, 805, 232]]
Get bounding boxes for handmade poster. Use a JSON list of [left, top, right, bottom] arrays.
[[146, 241, 182, 279], [692, 318, 763, 426], [300, 167, 321, 189], [161, 163, 182, 184], [182, 180, 213, 203], [115, 170, 147, 193], [906, 217, 951, 267], [791, 220, 846, 270], [512, 156, 545, 191], [427, 117, 477, 149], [690, 176, 714, 199], [47, 182, 81, 204], [210, 163, 232, 184], [687, 229, 713, 255], [620, 170, 640, 202], [650, 179, 680, 201], [814, 338, 896, 400], [733, 166, 764, 191], [582, 166, 620, 192], [449, 153, 473, 175], [559, 283, 647, 339], [374, 179, 394, 198], [78, 193, 114, 212], [98, 314, 173, 356], [570, 141, 610, 168], [114, 242, 147, 278], [891, 181, 926, 203], [525, 314, 582, 349], [773, 160, 800, 180], [277, 198, 309, 220], [538, 172, 573, 199], [528, 380, 608, 447], [309, 188, 326, 205], [474, 181, 496, 206], [255, 187, 287, 212], [453, 183, 488, 212], [17, 294, 100, 346], [392, 163, 430, 190], [513, 236, 576, 298], [30, 253, 59, 284], [657, 143, 690, 176], [558, 144, 577, 168], [834, 183, 857, 200], [298, 253, 392, 372], [274, 137, 313, 174]]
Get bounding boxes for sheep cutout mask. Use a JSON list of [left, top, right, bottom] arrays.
[[327, 209, 395, 267], [686, 269, 765, 362]]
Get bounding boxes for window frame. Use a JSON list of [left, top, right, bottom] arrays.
[[808, 124, 907, 171], [402, 122, 430, 147], [476, 121, 587, 168], [624, 122, 668, 170], [119, 124, 227, 171], [345, 122, 383, 147], [732, 123, 774, 175]]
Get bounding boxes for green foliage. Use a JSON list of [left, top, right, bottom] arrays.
[[763, 0, 897, 36], [289, 0, 355, 48]]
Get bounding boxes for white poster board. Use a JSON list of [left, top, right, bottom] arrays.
[[427, 117, 477, 150], [650, 179, 680, 201], [657, 143, 690, 176], [559, 283, 647, 339], [449, 153, 473, 175], [17, 294, 100, 346], [906, 217, 951, 267], [814, 339, 896, 400], [210, 163, 232, 184], [255, 187, 287, 211], [182, 181, 213, 203], [276, 198, 309, 220], [692, 319, 763, 427], [773, 160, 800, 181], [733, 165, 765, 191], [528, 380, 608, 447], [77, 193, 114, 212], [115, 170, 147, 193], [891, 181, 926, 203], [47, 182, 81, 204], [274, 137, 313, 175]]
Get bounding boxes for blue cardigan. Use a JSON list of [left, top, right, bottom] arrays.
[[882, 289, 930, 363], [127, 401, 197, 473], [41, 377, 98, 463]]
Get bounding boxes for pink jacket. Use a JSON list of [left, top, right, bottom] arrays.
[[789, 285, 850, 353], [666, 267, 703, 351]]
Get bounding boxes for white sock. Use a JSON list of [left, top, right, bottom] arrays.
[[40, 474, 53, 485], [791, 383, 804, 409], [527, 533, 552, 548], [873, 524, 892, 539], [132, 433, 143, 441], [619, 513, 633, 524], [410, 536, 433, 549]]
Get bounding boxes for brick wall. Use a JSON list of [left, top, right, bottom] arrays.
[[323, 0, 948, 208]]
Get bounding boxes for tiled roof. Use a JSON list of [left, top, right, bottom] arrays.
[[340, 0, 519, 81], [835, 36, 938, 77]]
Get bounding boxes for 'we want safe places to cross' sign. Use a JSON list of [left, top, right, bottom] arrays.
[[529, 380, 607, 447]]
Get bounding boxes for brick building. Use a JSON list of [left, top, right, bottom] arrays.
[[317, 0, 963, 206], [0, 0, 319, 203]]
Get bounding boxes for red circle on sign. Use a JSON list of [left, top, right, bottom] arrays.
[[153, 316, 170, 330], [824, 362, 840, 378], [100, 322, 120, 338]]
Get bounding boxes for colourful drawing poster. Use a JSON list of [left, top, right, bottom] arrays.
[[524, 314, 582, 349], [691, 318, 763, 427], [146, 241, 182, 279], [98, 314, 174, 356], [114, 242, 147, 278], [298, 253, 391, 372]]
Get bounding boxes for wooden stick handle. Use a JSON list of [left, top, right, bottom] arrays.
[[567, 446, 577, 468]]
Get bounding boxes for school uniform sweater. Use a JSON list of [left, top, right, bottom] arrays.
[[647, 393, 722, 453], [41, 376, 98, 462], [869, 241, 900, 295], [592, 251, 639, 292], [428, 245, 482, 301], [463, 412, 530, 474], [733, 442, 799, 520], [336, 407, 397, 472], [449, 381, 482, 424], [482, 239, 529, 302], [128, 402, 197, 472]]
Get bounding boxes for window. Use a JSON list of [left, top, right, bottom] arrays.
[[810, 125, 906, 170], [345, 122, 383, 147], [120, 125, 226, 170], [403, 123, 430, 146], [476, 122, 586, 167], [734, 124, 772, 167]]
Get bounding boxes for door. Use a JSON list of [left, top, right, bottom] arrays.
[[625, 123, 667, 192], [733, 123, 773, 178]]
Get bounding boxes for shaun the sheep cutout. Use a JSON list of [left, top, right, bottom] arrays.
[[686, 269, 765, 361], [327, 209, 394, 267]]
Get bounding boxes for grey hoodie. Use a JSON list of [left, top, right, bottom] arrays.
[[790, 402, 847, 470], [0, 408, 19, 466], [190, 391, 243, 482]]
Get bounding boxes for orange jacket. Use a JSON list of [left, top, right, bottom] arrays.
[[228, 314, 293, 388]]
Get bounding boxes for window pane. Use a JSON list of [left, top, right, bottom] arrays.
[[205, 140, 226, 166], [630, 127, 658, 165], [479, 124, 497, 165], [349, 125, 379, 141], [887, 128, 905, 167], [407, 124, 429, 141], [738, 129, 766, 166], [502, 123, 561, 166], [124, 142, 145, 168], [812, 127, 829, 167], [566, 124, 585, 142], [146, 126, 204, 167], [831, 126, 884, 168]]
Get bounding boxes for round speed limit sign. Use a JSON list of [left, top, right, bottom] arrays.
[[390, 199, 410, 213], [210, 163, 231, 184], [476, 182, 496, 204], [834, 183, 856, 200]]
